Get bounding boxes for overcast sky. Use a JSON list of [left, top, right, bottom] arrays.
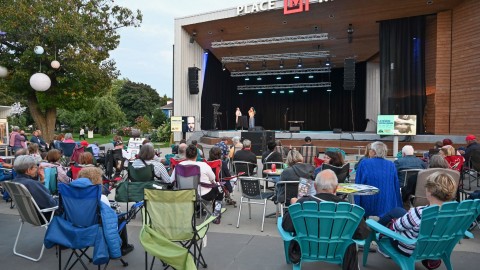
[[110, 0, 255, 98]]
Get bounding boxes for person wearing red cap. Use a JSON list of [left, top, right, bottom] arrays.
[[442, 138, 453, 146], [460, 135, 480, 167]]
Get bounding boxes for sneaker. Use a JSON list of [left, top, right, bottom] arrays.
[[377, 247, 390, 258], [121, 244, 134, 256], [213, 216, 221, 224]]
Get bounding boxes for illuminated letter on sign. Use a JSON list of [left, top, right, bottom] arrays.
[[284, 0, 309, 15]]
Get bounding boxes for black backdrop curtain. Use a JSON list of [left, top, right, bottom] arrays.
[[201, 53, 367, 132], [380, 16, 426, 134]]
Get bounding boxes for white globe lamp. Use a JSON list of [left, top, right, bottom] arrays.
[[29, 73, 51, 91], [34, 46, 44, 55], [51, 60, 60, 69], [0, 66, 7, 78]]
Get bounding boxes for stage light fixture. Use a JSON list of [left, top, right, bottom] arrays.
[[303, 89, 308, 93], [271, 90, 276, 94], [289, 90, 294, 93], [294, 75, 300, 79], [347, 24, 354, 43], [239, 92, 243, 95], [222, 63, 226, 71], [258, 91, 263, 94], [245, 77, 250, 81], [327, 88, 332, 92], [308, 75, 314, 79], [190, 31, 197, 43], [280, 90, 285, 94], [245, 62, 250, 70], [257, 77, 262, 81], [276, 76, 282, 80], [279, 59, 284, 69], [325, 58, 331, 66], [297, 58, 302, 68]]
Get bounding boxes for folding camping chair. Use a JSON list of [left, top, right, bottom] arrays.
[[140, 188, 223, 270], [2, 181, 58, 262], [174, 164, 213, 218]]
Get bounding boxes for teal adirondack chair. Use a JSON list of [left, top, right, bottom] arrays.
[[325, 147, 346, 159], [363, 199, 480, 270], [277, 201, 365, 269]]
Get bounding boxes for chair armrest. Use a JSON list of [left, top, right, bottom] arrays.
[[465, 230, 474, 239], [40, 206, 59, 213], [366, 219, 417, 245], [277, 217, 295, 241], [353, 239, 365, 246], [196, 208, 226, 230]]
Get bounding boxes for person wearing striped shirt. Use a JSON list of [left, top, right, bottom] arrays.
[[377, 172, 457, 269]]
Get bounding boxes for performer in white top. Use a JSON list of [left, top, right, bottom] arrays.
[[235, 107, 242, 130]]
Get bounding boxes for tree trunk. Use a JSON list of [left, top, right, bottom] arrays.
[[27, 94, 57, 142]]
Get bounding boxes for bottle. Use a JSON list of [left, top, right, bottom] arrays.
[[271, 163, 276, 172]]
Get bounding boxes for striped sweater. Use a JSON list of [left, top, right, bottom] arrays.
[[393, 206, 427, 254]]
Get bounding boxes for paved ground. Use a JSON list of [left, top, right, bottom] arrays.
[[1, 147, 479, 269]]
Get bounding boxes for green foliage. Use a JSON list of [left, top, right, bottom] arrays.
[[156, 121, 172, 142], [135, 116, 153, 133], [117, 127, 132, 137], [116, 81, 161, 124], [0, 0, 142, 139], [151, 108, 167, 128]]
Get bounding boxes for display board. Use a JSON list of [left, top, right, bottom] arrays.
[[171, 116, 195, 132], [377, 115, 417, 135]]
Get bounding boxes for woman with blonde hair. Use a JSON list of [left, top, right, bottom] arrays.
[[440, 145, 464, 172], [377, 172, 457, 268]]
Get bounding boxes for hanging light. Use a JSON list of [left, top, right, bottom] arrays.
[[0, 65, 8, 78], [297, 58, 302, 68], [30, 73, 51, 91], [51, 45, 60, 69], [325, 58, 331, 66], [245, 62, 250, 70], [279, 59, 284, 69], [34, 46, 44, 55]]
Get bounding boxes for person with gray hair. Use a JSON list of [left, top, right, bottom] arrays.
[[282, 169, 370, 270], [174, 143, 188, 160], [12, 155, 58, 211], [355, 141, 402, 217], [233, 139, 257, 175], [131, 143, 171, 183], [228, 136, 243, 159], [428, 154, 450, 169], [394, 145, 426, 186]]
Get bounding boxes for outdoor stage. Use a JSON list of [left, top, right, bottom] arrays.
[[199, 130, 467, 156]]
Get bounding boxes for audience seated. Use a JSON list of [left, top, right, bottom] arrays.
[[233, 139, 257, 175], [283, 169, 370, 270], [314, 151, 344, 178], [215, 137, 230, 160], [459, 135, 480, 169], [173, 143, 187, 160], [171, 145, 223, 224], [355, 143, 374, 170], [28, 143, 42, 164], [440, 145, 464, 172], [262, 141, 283, 164], [208, 146, 236, 206], [355, 141, 402, 217], [274, 149, 315, 203], [63, 133, 75, 143], [39, 149, 71, 184], [377, 172, 457, 268], [228, 136, 243, 160], [394, 145, 427, 186], [131, 143, 171, 183], [428, 154, 450, 169]]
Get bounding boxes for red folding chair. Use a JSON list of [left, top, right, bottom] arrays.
[[169, 158, 185, 172]]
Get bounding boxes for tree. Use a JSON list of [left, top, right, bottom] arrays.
[[0, 0, 142, 140], [117, 81, 161, 124], [151, 108, 167, 128]]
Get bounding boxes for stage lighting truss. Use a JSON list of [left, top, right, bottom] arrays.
[[237, 82, 331, 91], [230, 67, 330, 77], [222, 51, 329, 63], [212, 33, 328, 48]]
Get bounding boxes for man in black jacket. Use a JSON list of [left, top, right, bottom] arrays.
[[282, 169, 369, 270], [233, 139, 257, 175]]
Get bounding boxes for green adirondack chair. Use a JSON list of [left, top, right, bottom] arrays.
[[363, 199, 480, 270], [277, 201, 365, 269]]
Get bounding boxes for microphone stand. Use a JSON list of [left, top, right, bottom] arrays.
[[284, 108, 289, 131]]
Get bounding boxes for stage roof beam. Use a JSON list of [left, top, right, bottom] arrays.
[[231, 67, 331, 77], [212, 33, 328, 48], [222, 51, 330, 63], [237, 82, 331, 91]]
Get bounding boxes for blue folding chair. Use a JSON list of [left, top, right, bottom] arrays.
[[44, 181, 122, 270], [363, 199, 480, 270]]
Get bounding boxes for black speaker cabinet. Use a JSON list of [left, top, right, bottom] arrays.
[[188, 67, 199, 94], [343, 58, 355, 91], [241, 131, 275, 156]]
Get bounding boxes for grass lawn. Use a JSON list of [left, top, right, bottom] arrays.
[[75, 134, 169, 147]]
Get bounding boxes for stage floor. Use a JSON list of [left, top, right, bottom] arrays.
[[204, 130, 466, 144]]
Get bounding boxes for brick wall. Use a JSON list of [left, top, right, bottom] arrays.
[[435, 11, 452, 134], [450, 0, 480, 136]]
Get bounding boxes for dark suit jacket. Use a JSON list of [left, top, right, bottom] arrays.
[[233, 149, 257, 175]]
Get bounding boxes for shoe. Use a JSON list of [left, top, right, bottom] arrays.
[[377, 247, 390, 258], [421, 259, 441, 269], [121, 244, 134, 256], [213, 215, 221, 224]]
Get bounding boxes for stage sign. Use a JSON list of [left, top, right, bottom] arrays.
[[377, 115, 417, 135], [171, 116, 183, 132]]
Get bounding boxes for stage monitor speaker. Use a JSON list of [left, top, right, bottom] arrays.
[[343, 58, 355, 91], [241, 131, 275, 156], [188, 67, 199, 94], [290, 126, 300, 133], [333, 128, 343, 134]]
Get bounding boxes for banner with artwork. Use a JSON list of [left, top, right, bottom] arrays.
[[377, 115, 416, 135]]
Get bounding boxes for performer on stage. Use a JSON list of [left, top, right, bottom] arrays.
[[248, 107, 256, 129], [235, 107, 242, 131]]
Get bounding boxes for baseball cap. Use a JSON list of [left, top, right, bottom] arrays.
[[80, 140, 89, 147], [466, 135, 476, 141]]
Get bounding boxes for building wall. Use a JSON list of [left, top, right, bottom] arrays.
[[450, 0, 480, 135]]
